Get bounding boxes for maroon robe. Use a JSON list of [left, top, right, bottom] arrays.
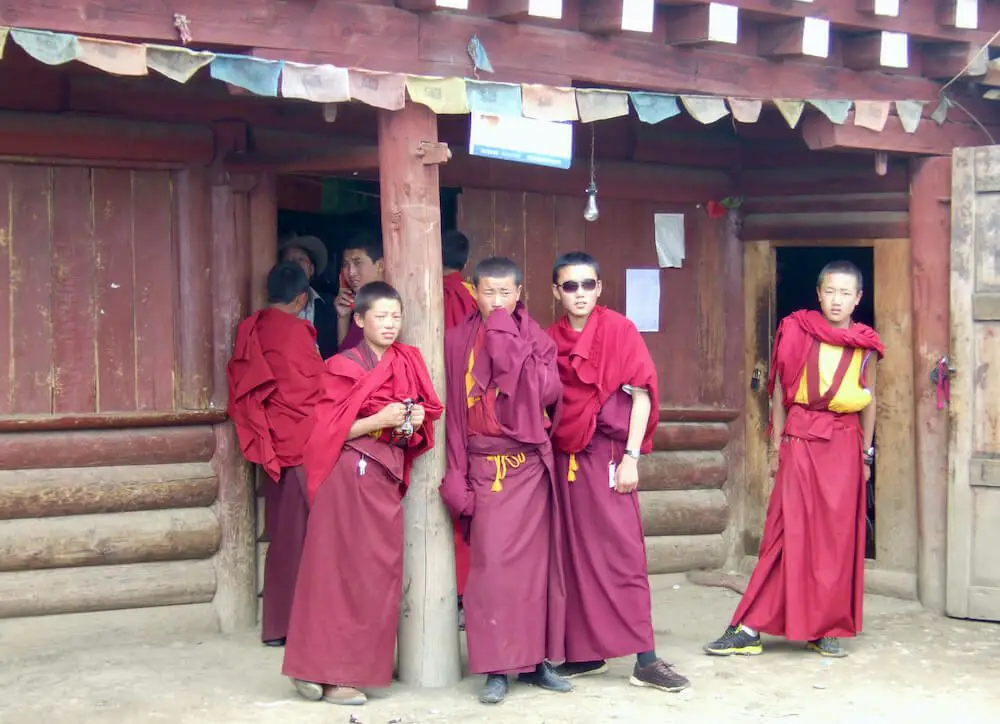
[[226, 308, 325, 643], [733, 309, 884, 641], [443, 271, 478, 597], [547, 307, 659, 661], [440, 305, 567, 675], [283, 341, 442, 688], [340, 320, 364, 353]]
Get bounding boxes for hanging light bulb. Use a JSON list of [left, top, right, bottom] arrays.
[[584, 181, 599, 222]]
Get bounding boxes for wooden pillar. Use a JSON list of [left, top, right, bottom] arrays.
[[909, 156, 952, 613], [249, 173, 278, 313], [377, 102, 461, 687], [207, 170, 256, 632]]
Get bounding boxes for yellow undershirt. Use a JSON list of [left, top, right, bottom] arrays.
[[794, 343, 873, 414]]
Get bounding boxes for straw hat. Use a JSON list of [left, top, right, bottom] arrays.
[[278, 234, 329, 276]]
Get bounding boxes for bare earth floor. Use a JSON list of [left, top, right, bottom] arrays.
[[1, 576, 997, 724]]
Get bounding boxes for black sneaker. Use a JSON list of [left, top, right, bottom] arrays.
[[516, 661, 573, 692], [554, 660, 609, 678], [703, 624, 763, 656], [807, 637, 847, 658], [479, 674, 508, 704], [629, 659, 690, 692]]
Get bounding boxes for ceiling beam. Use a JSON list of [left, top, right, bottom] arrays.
[[920, 41, 988, 79], [579, 0, 657, 35], [801, 112, 996, 155], [758, 18, 831, 60], [663, 3, 740, 46], [490, 0, 564, 22], [841, 31, 910, 71]]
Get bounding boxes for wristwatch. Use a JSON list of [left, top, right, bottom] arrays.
[[863, 446, 875, 464], [624, 448, 641, 460]]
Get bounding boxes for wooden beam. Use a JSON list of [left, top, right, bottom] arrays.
[[801, 113, 996, 155], [842, 31, 909, 71], [857, 0, 900, 16], [224, 145, 382, 174], [580, 0, 656, 34], [490, 0, 563, 21], [920, 41, 988, 79], [937, 0, 979, 30], [397, 0, 469, 10], [378, 102, 460, 687], [663, 3, 739, 46], [758, 17, 830, 59]]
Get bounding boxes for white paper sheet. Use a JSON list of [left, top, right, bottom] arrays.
[[625, 268, 660, 333], [654, 213, 685, 268]]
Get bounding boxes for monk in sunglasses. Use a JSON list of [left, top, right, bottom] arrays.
[[547, 251, 690, 694]]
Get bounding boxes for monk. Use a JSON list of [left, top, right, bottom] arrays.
[[440, 256, 571, 705], [704, 260, 883, 659], [226, 261, 326, 647], [547, 251, 691, 693], [283, 281, 443, 705], [440, 229, 478, 626], [333, 230, 385, 353]]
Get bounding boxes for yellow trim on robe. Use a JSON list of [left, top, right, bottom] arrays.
[[794, 343, 873, 414], [462, 280, 477, 299], [487, 452, 526, 492], [466, 348, 478, 408], [567, 452, 579, 483]]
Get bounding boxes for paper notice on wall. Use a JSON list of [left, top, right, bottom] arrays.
[[654, 213, 685, 268], [625, 268, 660, 333]]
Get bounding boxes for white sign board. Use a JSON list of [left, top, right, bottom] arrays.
[[469, 112, 574, 170]]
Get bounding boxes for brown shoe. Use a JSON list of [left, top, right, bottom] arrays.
[[322, 686, 367, 705], [629, 659, 690, 693]]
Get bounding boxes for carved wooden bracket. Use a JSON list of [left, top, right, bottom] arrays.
[[416, 140, 452, 166]]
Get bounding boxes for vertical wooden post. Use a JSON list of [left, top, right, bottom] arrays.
[[208, 176, 256, 633], [378, 102, 461, 687], [249, 173, 277, 313], [909, 156, 951, 613]]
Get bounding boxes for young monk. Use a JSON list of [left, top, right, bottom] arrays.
[[547, 251, 691, 693], [440, 256, 571, 705], [333, 230, 385, 353], [704, 260, 883, 659], [440, 229, 478, 626], [226, 262, 326, 647], [283, 281, 443, 705]]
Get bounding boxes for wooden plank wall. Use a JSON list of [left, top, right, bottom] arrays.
[[0, 164, 177, 415], [458, 188, 744, 573]]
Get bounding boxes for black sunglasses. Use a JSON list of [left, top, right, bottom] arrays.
[[558, 279, 598, 293]]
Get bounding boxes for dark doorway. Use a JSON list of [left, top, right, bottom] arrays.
[[774, 245, 877, 560]]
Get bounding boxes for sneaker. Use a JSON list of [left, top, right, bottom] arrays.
[[703, 624, 763, 656], [479, 674, 508, 704], [629, 659, 690, 692], [322, 686, 367, 705], [516, 661, 573, 693], [554, 660, 609, 679], [807, 637, 847, 658], [292, 679, 323, 701]]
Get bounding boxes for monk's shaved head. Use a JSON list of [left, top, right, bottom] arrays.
[[442, 230, 471, 272], [552, 251, 600, 284], [473, 256, 522, 287], [817, 260, 863, 291], [267, 261, 310, 304], [354, 281, 402, 318]]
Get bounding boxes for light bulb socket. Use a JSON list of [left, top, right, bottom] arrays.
[[585, 180, 598, 196]]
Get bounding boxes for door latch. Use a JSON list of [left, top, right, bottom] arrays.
[[929, 356, 955, 384]]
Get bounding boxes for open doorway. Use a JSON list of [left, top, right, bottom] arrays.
[[774, 245, 877, 560]]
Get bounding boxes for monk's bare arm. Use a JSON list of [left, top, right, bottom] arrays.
[[861, 362, 877, 450], [625, 388, 651, 451], [770, 372, 786, 453]]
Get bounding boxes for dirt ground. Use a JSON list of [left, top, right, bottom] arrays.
[[1, 575, 997, 724]]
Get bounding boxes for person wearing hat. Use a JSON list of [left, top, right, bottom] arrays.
[[279, 234, 339, 359]]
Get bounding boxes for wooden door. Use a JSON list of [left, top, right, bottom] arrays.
[[947, 147, 1000, 621]]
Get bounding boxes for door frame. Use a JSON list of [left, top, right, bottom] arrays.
[[740, 238, 919, 599]]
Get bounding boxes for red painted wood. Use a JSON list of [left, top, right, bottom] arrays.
[[93, 169, 138, 411], [10, 165, 54, 415], [0, 166, 11, 414], [132, 170, 176, 411], [523, 193, 556, 327], [492, 190, 526, 281], [50, 166, 98, 414], [457, 189, 496, 273]]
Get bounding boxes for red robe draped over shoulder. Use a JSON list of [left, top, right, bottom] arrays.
[[444, 271, 478, 330], [226, 308, 325, 482], [441, 305, 567, 674], [734, 309, 884, 641]]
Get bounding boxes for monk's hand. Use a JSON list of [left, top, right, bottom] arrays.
[[767, 447, 780, 477], [615, 456, 639, 495], [410, 404, 426, 430], [379, 402, 408, 429], [334, 288, 355, 318], [864, 463, 872, 483]]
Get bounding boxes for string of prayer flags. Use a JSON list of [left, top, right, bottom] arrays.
[[348, 69, 405, 111], [405, 76, 470, 114], [575, 89, 630, 123], [774, 99, 805, 129], [895, 100, 925, 133], [467, 35, 494, 75], [930, 96, 953, 125], [681, 95, 729, 125], [466, 80, 522, 117], [76, 36, 147, 77], [210, 54, 283, 97], [809, 99, 853, 125], [281, 62, 350, 103], [146, 44, 215, 83], [11, 28, 79, 66], [854, 100, 890, 131], [0, 27, 9, 60], [629, 92, 681, 124], [727, 98, 762, 124], [521, 84, 579, 122]]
